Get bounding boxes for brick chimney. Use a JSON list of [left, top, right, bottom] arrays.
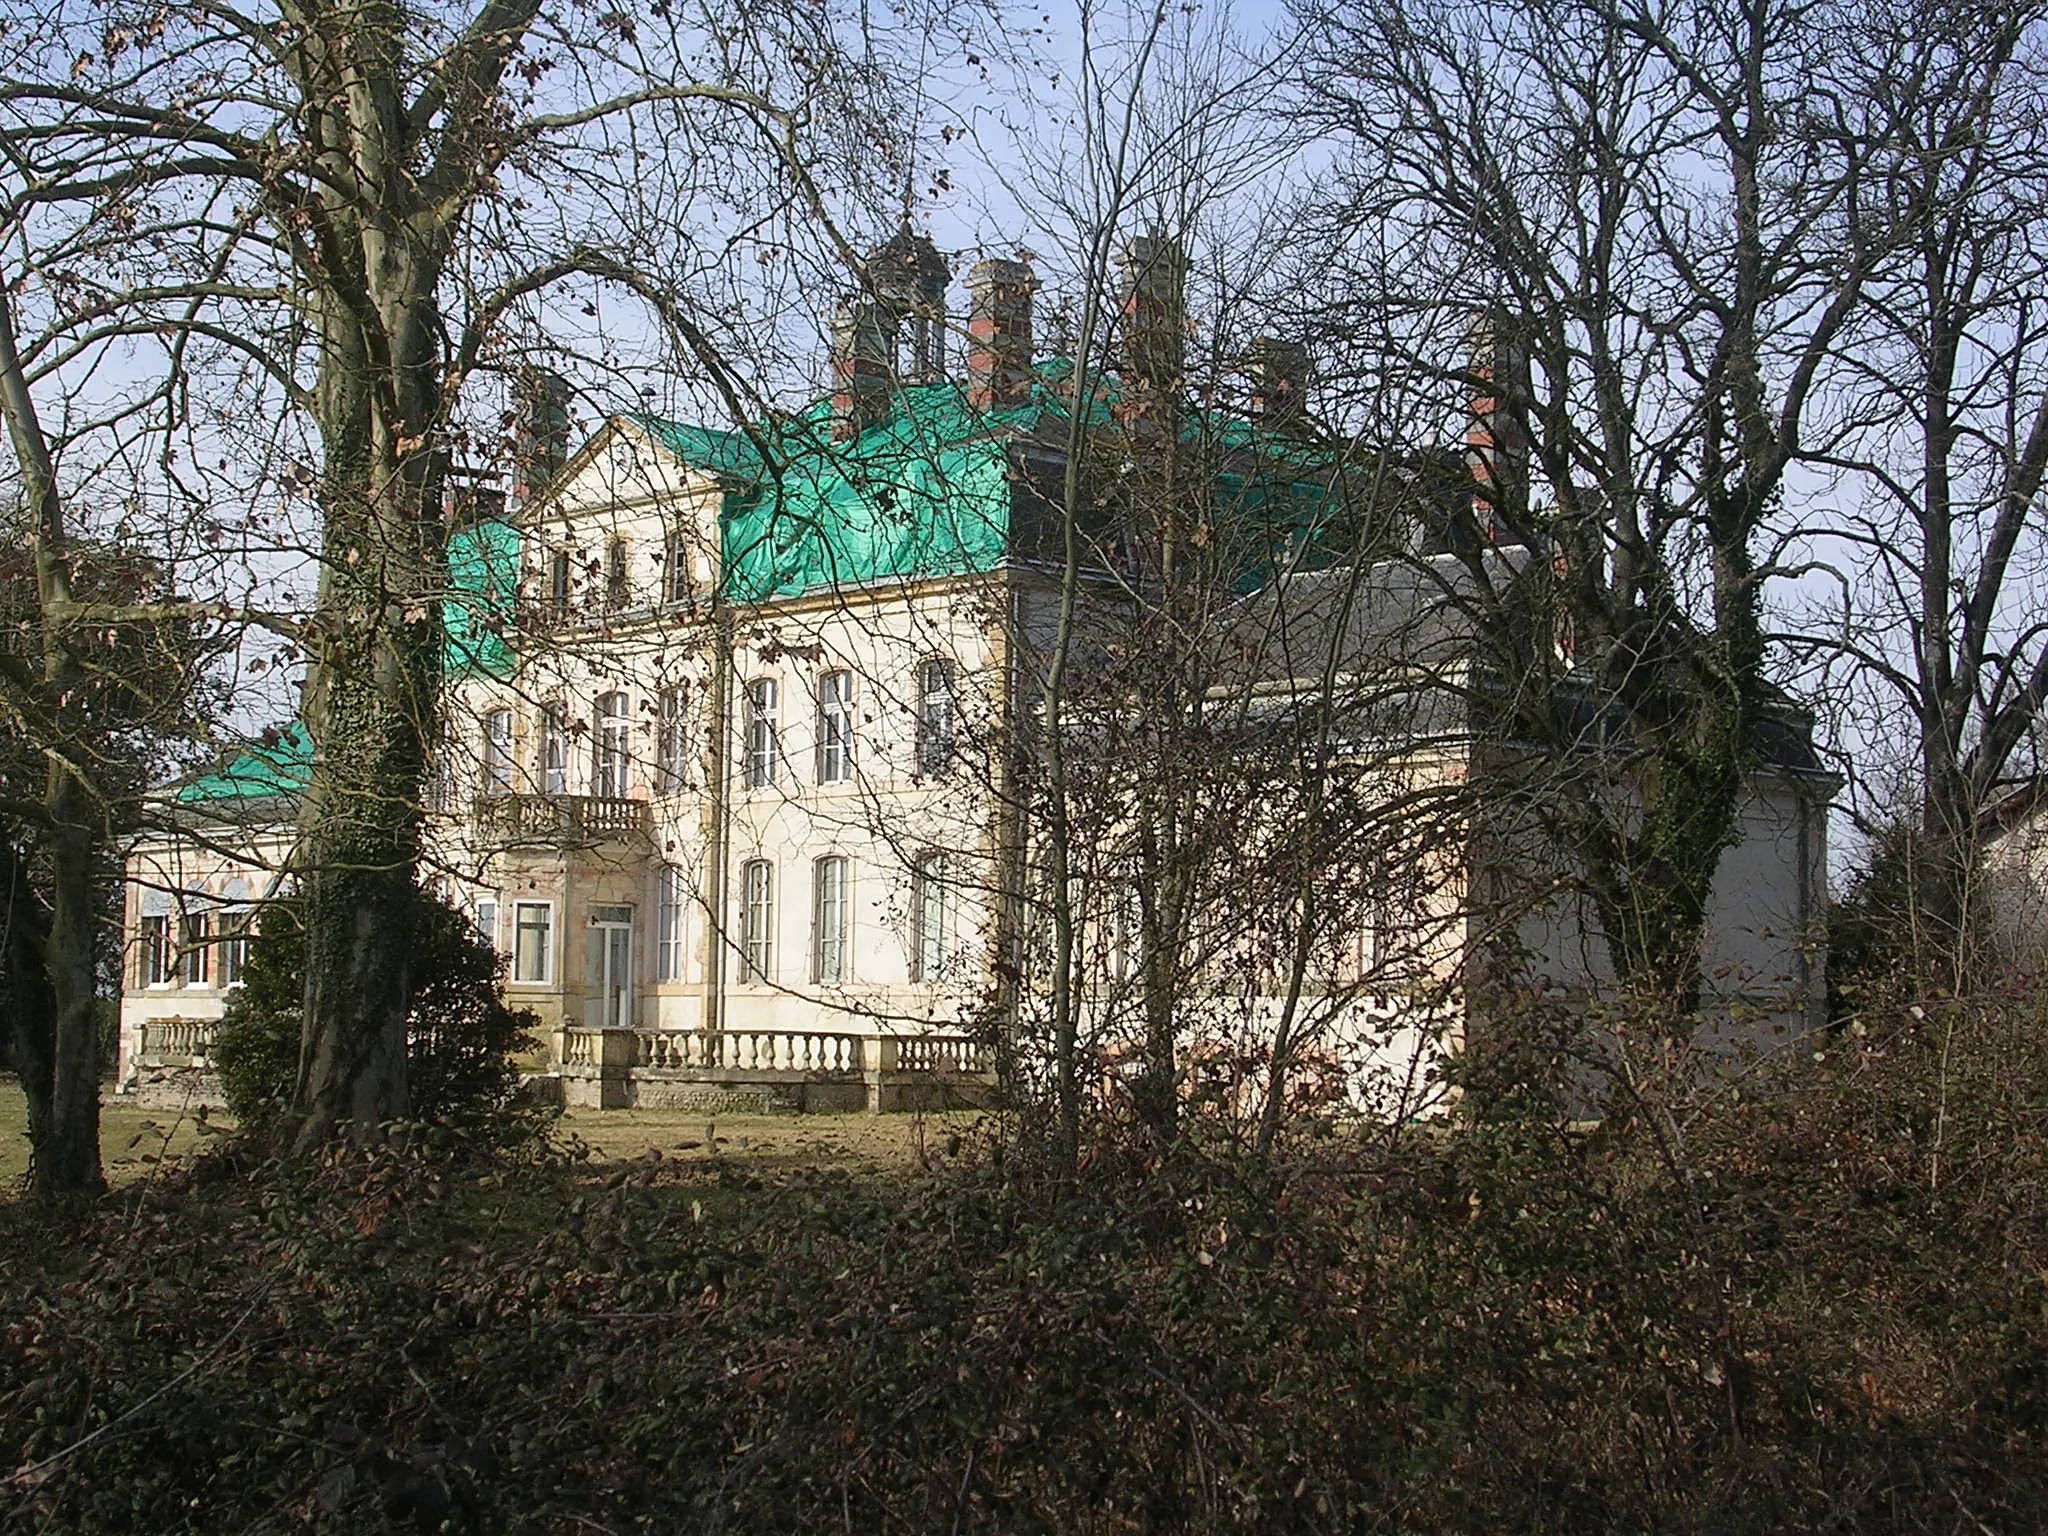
[[829, 295, 893, 441], [1465, 311, 1530, 534], [1248, 337, 1310, 432], [511, 368, 574, 509], [1117, 232, 1188, 435], [965, 257, 1035, 410]]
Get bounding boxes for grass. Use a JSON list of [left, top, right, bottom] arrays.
[[0, 1075, 985, 1193]]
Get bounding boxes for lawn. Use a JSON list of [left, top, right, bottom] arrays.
[[0, 1075, 984, 1192]]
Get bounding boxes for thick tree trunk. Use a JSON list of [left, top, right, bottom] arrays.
[[38, 797, 104, 1196]]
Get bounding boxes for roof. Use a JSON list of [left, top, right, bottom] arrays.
[[177, 721, 312, 805], [641, 368, 1341, 604]]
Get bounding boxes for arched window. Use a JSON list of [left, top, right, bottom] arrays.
[[594, 691, 631, 798], [605, 536, 630, 609]]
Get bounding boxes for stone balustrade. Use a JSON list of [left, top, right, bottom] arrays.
[[138, 1018, 215, 1065], [556, 1025, 994, 1112], [473, 792, 650, 847]]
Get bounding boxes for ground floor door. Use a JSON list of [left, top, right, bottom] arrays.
[[585, 904, 635, 1030]]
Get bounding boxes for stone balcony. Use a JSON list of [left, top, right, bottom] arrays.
[[555, 1026, 996, 1113], [472, 792, 651, 849]]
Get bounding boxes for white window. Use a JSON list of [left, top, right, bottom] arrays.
[[142, 913, 172, 987], [547, 548, 573, 616], [813, 855, 850, 983], [657, 865, 688, 982], [540, 705, 568, 797], [656, 684, 688, 794], [816, 670, 854, 784], [741, 859, 774, 983], [605, 536, 630, 610], [513, 901, 553, 983], [181, 909, 211, 987], [918, 658, 955, 777], [475, 898, 499, 954], [594, 691, 630, 798], [913, 852, 954, 982], [219, 909, 250, 988], [745, 678, 778, 789], [664, 534, 692, 604], [482, 709, 513, 793]]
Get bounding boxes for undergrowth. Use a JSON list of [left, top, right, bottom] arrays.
[[4, 996, 2047, 1533]]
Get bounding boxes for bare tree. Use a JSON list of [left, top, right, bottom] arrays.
[[0, 0, 926, 1143], [1296, 0, 1875, 1022]]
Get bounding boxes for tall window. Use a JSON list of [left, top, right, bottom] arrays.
[[605, 536, 630, 609], [482, 709, 513, 793], [657, 865, 687, 981], [655, 684, 688, 794], [474, 898, 499, 954], [745, 678, 778, 789], [741, 859, 774, 982], [664, 534, 692, 604], [540, 705, 568, 796], [181, 910, 211, 987], [513, 901, 552, 982], [913, 852, 953, 982], [219, 909, 250, 988], [816, 670, 854, 784], [813, 856, 849, 983], [142, 913, 172, 986], [548, 548, 572, 616], [594, 691, 631, 797], [918, 658, 955, 777]]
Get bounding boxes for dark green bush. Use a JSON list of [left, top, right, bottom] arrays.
[[212, 887, 538, 1136]]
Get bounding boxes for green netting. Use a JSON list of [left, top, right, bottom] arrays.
[[182, 369, 1340, 803], [445, 517, 517, 680], [177, 721, 312, 804]]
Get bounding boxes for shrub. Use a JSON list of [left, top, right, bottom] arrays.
[[212, 887, 538, 1137]]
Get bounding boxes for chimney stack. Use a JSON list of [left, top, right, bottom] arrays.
[[1465, 310, 1530, 534], [1117, 232, 1188, 434], [511, 368, 574, 509], [830, 295, 892, 441], [1248, 337, 1310, 432], [966, 257, 1036, 410]]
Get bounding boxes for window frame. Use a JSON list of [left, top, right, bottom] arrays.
[[740, 858, 774, 984], [912, 851, 953, 982], [218, 908, 250, 989], [474, 897, 499, 954], [481, 708, 514, 794], [656, 864, 688, 982], [663, 534, 693, 605], [815, 670, 854, 784], [744, 678, 778, 790], [917, 657, 956, 778], [180, 908, 211, 988], [593, 690, 631, 798], [813, 854, 850, 984], [540, 704, 568, 797], [604, 535, 630, 610], [548, 547, 573, 616], [512, 900, 554, 984], [655, 683, 688, 795], [141, 912, 173, 988]]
